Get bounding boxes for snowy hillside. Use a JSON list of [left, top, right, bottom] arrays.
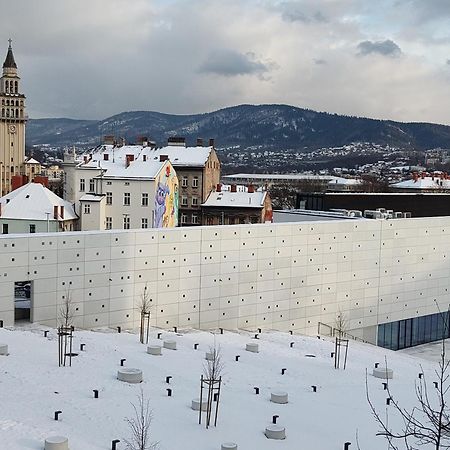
[[0, 325, 443, 450]]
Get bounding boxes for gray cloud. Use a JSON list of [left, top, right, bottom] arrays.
[[314, 58, 327, 65], [279, 1, 327, 23], [199, 49, 270, 77], [357, 40, 402, 57]]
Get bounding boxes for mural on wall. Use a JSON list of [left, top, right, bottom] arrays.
[[154, 163, 179, 228]]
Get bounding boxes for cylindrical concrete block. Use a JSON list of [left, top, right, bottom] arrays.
[[163, 340, 177, 350], [265, 425, 286, 440], [221, 443, 238, 450], [117, 368, 143, 383], [246, 343, 259, 353], [271, 392, 288, 404], [0, 344, 8, 355], [191, 398, 208, 411], [147, 345, 162, 356], [44, 436, 69, 450], [373, 367, 394, 379], [205, 351, 214, 361]]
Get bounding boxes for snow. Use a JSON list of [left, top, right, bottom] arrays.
[[202, 190, 266, 208], [391, 176, 450, 190], [0, 183, 77, 221], [0, 325, 444, 450]]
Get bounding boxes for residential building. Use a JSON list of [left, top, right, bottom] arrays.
[[63, 144, 179, 231], [0, 182, 77, 234], [22, 157, 42, 180], [0, 41, 27, 196], [391, 172, 450, 192], [202, 184, 272, 225], [63, 137, 220, 228]]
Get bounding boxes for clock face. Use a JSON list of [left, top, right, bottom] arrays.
[[8, 125, 16, 133]]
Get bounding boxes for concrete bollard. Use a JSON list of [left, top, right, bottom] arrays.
[[147, 345, 162, 356], [163, 340, 177, 350], [271, 392, 288, 404], [44, 436, 69, 450], [265, 425, 286, 440], [117, 368, 143, 384]]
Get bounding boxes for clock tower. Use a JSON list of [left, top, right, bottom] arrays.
[[0, 40, 27, 195]]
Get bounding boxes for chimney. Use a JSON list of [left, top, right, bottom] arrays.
[[143, 154, 147, 162], [126, 154, 135, 167], [103, 135, 115, 145], [216, 183, 222, 192], [103, 153, 109, 161], [60, 206, 64, 219], [137, 136, 148, 147], [248, 184, 255, 193], [196, 138, 204, 147], [160, 155, 168, 162], [421, 172, 425, 179], [209, 138, 215, 148], [83, 155, 88, 163], [167, 137, 186, 147], [231, 184, 237, 193], [53, 205, 59, 220]]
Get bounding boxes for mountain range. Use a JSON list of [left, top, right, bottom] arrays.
[[26, 104, 450, 151]]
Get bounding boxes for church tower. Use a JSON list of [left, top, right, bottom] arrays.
[[0, 40, 27, 195]]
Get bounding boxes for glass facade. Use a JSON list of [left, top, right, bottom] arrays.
[[378, 311, 450, 350]]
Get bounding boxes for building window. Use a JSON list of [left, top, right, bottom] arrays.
[[250, 216, 259, 224], [84, 204, 91, 214], [105, 217, 112, 230], [181, 213, 187, 224], [142, 193, 149, 206], [29, 224, 36, 233], [80, 179, 85, 192], [191, 196, 199, 206], [192, 214, 199, 224], [89, 179, 95, 192], [181, 196, 188, 207], [2, 224, 8, 234], [123, 216, 130, 229], [192, 177, 199, 188], [106, 181, 112, 185], [106, 192, 112, 205], [141, 218, 148, 228], [124, 193, 130, 206], [182, 176, 188, 187]]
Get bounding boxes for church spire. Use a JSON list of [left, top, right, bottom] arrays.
[[3, 39, 17, 69]]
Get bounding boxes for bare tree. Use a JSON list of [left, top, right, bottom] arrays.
[[136, 283, 152, 344], [334, 308, 349, 338], [58, 289, 75, 328], [124, 389, 158, 450], [366, 311, 450, 449], [203, 345, 224, 382]]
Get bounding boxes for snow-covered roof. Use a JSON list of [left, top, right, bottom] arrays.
[[101, 159, 167, 180], [0, 183, 77, 221], [328, 177, 362, 186], [223, 173, 338, 181], [79, 144, 213, 173], [80, 194, 104, 202], [391, 176, 450, 190], [202, 189, 266, 209], [24, 158, 41, 165]]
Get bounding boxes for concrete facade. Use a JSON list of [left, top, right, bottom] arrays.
[[0, 217, 448, 344]]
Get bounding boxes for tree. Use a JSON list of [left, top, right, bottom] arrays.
[[58, 289, 74, 328], [366, 310, 450, 449], [334, 308, 349, 338], [124, 389, 158, 450], [137, 283, 152, 344], [203, 345, 224, 382]]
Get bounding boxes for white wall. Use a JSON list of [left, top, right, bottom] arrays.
[[0, 217, 449, 341]]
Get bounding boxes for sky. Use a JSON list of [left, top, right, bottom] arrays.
[[2, 0, 450, 124]]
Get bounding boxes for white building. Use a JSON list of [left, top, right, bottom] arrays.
[[391, 172, 450, 192], [0, 182, 77, 234], [63, 145, 179, 231]]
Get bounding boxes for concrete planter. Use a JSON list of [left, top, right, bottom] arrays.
[[265, 425, 286, 440], [163, 340, 177, 350], [271, 392, 288, 404], [191, 398, 208, 411], [117, 368, 143, 383], [246, 343, 259, 353], [44, 436, 69, 450], [0, 344, 8, 355], [147, 345, 162, 356], [221, 443, 237, 450], [373, 367, 394, 379]]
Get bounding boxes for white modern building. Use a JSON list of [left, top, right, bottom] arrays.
[[0, 182, 77, 234], [0, 215, 449, 351], [63, 145, 179, 231]]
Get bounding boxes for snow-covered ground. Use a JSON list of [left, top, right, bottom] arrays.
[[0, 325, 444, 450]]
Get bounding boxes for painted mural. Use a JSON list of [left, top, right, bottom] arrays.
[[154, 163, 178, 228]]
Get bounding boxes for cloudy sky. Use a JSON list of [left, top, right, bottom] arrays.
[[2, 0, 450, 124]]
